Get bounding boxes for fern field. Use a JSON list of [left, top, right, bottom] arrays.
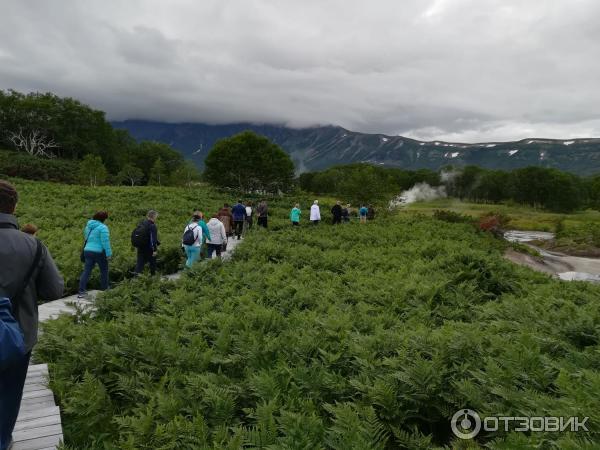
[[37, 216, 600, 449]]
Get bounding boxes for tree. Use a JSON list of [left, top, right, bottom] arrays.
[[204, 131, 295, 192], [132, 141, 184, 180], [80, 154, 107, 187], [117, 164, 144, 186], [149, 159, 167, 186], [169, 161, 201, 187]]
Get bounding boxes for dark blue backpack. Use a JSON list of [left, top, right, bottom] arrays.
[[0, 239, 42, 369]]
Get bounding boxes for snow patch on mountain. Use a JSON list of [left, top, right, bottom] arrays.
[[508, 149, 519, 156], [563, 140, 575, 146]]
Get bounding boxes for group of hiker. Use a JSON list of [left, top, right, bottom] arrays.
[[77, 199, 374, 297], [292, 200, 375, 225], [76, 200, 271, 298], [75, 198, 376, 298]]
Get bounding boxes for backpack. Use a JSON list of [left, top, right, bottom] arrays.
[[131, 221, 150, 248], [182, 224, 199, 246], [0, 238, 42, 369]]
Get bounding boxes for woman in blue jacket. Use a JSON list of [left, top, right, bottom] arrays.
[[78, 211, 112, 298]]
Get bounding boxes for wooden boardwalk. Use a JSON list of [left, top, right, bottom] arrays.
[[12, 237, 243, 449], [12, 364, 62, 450]]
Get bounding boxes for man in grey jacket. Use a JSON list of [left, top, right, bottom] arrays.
[[0, 180, 64, 450]]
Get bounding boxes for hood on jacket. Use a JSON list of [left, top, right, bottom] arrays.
[[87, 219, 105, 230]]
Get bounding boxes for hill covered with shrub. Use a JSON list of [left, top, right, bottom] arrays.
[[0, 91, 197, 186]]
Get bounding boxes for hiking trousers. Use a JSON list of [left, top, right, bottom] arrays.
[[0, 352, 31, 450], [79, 251, 109, 293], [135, 249, 157, 275], [233, 220, 244, 239], [183, 245, 201, 268]]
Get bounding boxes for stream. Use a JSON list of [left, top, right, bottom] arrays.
[[503, 230, 600, 283]]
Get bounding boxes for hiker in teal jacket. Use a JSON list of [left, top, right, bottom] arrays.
[[78, 211, 112, 297], [193, 211, 211, 259], [290, 204, 301, 226]]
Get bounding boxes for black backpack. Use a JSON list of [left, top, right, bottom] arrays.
[[131, 221, 150, 248], [182, 224, 198, 246]]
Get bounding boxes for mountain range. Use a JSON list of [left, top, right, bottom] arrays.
[[112, 120, 600, 175]]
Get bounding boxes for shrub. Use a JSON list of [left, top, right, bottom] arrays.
[[0, 149, 81, 183]]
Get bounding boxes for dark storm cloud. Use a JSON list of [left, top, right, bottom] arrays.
[[1, 0, 600, 141]]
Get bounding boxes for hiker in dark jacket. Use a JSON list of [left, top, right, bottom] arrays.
[[367, 205, 375, 221], [231, 200, 246, 240], [341, 204, 350, 223], [331, 201, 343, 225], [0, 180, 64, 450], [256, 200, 268, 228], [134, 210, 160, 275]]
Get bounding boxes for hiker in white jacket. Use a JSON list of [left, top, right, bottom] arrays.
[[207, 215, 227, 259], [310, 200, 321, 225]]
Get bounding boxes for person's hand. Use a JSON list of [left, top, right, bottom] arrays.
[[152, 251, 158, 257]]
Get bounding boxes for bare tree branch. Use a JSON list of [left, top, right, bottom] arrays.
[[8, 128, 58, 158]]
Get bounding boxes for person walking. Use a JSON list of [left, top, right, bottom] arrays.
[[367, 204, 376, 221], [245, 201, 253, 231], [0, 180, 64, 450], [207, 215, 227, 259], [359, 205, 368, 223], [182, 214, 203, 268], [331, 201, 343, 225], [310, 200, 321, 225], [133, 210, 160, 275], [78, 211, 112, 298], [217, 204, 233, 236], [231, 200, 246, 240], [290, 203, 301, 226], [193, 211, 211, 259], [256, 200, 268, 228], [342, 204, 350, 223]]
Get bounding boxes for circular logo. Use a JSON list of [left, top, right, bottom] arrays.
[[451, 409, 481, 440]]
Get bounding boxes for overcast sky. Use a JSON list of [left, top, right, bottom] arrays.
[[1, 0, 599, 141]]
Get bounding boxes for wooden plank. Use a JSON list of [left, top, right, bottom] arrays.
[[26, 364, 48, 373], [18, 400, 56, 413], [13, 424, 63, 442], [22, 375, 48, 385], [25, 369, 48, 379], [20, 393, 54, 405], [21, 389, 54, 400], [10, 434, 62, 450], [13, 414, 61, 432], [23, 383, 47, 393], [16, 406, 59, 422], [25, 371, 47, 379]]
